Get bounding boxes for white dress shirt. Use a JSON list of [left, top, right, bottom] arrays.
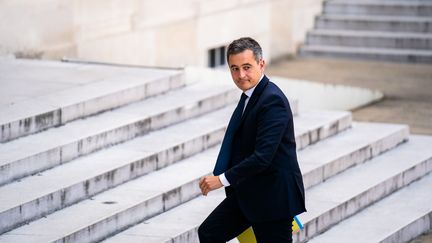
[[219, 75, 264, 186]]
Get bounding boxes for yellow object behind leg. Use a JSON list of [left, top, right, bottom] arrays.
[[237, 216, 303, 243], [237, 227, 257, 243]]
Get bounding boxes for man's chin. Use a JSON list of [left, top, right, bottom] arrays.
[[236, 81, 250, 90]]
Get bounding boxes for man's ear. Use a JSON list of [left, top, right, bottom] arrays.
[[259, 59, 265, 71]]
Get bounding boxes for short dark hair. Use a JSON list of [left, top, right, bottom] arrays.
[[227, 37, 263, 64]]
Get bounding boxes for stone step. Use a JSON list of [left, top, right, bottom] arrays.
[[103, 189, 226, 243], [0, 109, 351, 235], [0, 145, 221, 243], [324, 1, 432, 17], [316, 15, 432, 33], [299, 45, 432, 63], [308, 168, 432, 243], [99, 123, 413, 243], [298, 122, 408, 189], [296, 135, 432, 242], [293, 110, 352, 150], [0, 59, 185, 143], [306, 30, 432, 50], [0, 80, 240, 187], [0, 122, 403, 243]]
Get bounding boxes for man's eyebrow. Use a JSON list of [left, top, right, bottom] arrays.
[[230, 63, 253, 69]]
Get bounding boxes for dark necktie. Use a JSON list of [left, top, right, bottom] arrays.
[[213, 93, 248, 176]]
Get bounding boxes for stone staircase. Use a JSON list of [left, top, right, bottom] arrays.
[[299, 0, 432, 63], [0, 59, 431, 243]]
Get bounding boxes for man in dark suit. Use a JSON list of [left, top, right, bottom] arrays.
[[198, 37, 306, 243]]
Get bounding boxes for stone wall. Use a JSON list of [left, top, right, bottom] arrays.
[[0, 0, 323, 67]]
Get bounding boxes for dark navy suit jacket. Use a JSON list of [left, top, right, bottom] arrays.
[[224, 75, 306, 222]]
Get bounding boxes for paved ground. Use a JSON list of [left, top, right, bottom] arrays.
[[267, 57, 432, 135], [267, 57, 432, 242]]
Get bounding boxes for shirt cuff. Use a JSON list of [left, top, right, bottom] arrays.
[[219, 173, 230, 187]]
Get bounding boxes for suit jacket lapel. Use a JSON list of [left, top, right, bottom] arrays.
[[239, 75, 269, 125]]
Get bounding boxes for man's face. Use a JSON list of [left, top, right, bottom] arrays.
[[228, 49, 265, 92]]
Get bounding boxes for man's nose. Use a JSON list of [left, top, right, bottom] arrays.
[[239, 69, 246, 78]]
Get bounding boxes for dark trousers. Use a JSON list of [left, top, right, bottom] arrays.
[[198, 196, 293, 243]]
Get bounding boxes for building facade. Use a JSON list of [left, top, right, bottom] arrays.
[[0, 0, 323, 67]]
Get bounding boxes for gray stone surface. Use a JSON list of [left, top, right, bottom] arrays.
[[300, 45, 432, 63], [0, 146, 221, 243], [308, 155, 432, 243], [299, 122, 408, 189], [100, 131, 431, 243], [0, 58, 185, 142], [0, 79, 238, 186], [315, 15, 432, 33], [1, 58, 431, 243], [306, 30, 432, 49], [297, 135, 432, 242], [300, 0, 432, 63], [324, 1, 432, 17], [0, 108, 349, 238], [267, 57, 432, 243], [103, 190, 226, 243], [266, 57, 432, 135]]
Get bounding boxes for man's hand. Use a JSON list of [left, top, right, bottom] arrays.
[[199, 175, 223, 196]]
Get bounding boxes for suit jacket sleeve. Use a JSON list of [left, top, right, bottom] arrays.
[[225, 93, 291, 187]]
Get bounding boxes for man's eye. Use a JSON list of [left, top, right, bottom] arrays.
[[231, 67, 239, 72], [243, 66, 250, 70]]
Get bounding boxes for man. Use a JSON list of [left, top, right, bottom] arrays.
[[198, 37, 306, 243]]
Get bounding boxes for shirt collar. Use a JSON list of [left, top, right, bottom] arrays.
[[244, 74, 264, 98]]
